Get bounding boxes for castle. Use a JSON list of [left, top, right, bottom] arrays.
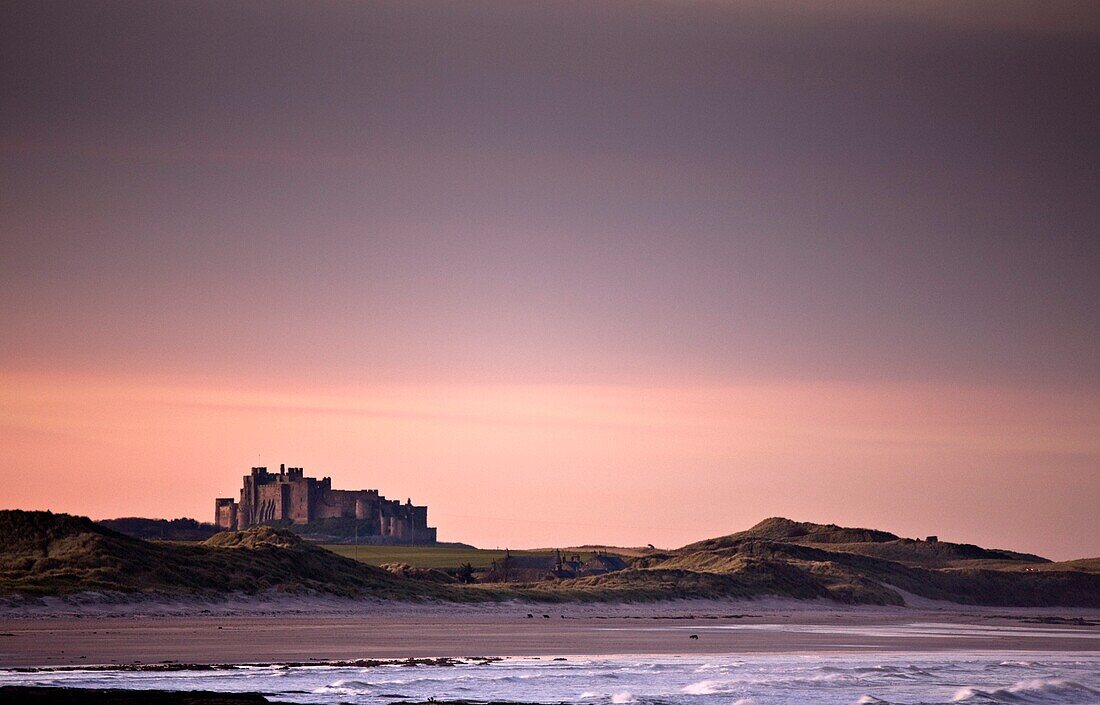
[[215, 465, 437, 543]]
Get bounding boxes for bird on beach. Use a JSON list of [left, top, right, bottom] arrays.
[[689, 634, 699, 640]]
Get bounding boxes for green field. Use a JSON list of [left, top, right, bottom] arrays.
[[320, 545, 596, 570]]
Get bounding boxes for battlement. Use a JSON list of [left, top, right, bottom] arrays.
[[215, 465, 436, 544]]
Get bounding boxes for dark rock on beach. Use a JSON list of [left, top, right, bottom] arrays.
[[0, 686, 288, 705]]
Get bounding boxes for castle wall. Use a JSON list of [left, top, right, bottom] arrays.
[[312, 488, 359, 521], [219, 465, 436, 542], [252, 482, 290, 523], [288, 478, 313, 523]]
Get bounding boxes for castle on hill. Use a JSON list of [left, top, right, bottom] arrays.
[[215, 465, 437, 543]]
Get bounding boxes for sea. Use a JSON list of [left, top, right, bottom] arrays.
[[3, 622, 1099, 705]]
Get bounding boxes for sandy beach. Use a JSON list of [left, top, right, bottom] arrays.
[[3, 598, 1099, 669]]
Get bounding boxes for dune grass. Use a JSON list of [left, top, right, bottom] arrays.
[[0, 511, 448, 599], [5, 511, 1099, 607]]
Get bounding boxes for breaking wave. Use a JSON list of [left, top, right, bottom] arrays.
[[682, 679, 728, 694], [953, 678, 1100, 703], [4, 651, 1099, 705]]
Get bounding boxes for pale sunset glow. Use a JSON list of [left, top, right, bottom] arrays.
[[3, 371, 1097, 558]]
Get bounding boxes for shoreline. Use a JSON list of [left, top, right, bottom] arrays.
[[3, 599, 1099, 669], [7, 589, 1100, 620]]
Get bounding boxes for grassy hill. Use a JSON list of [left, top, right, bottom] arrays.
[[3, 511, 1097, 607], [0, 510, 445, 599], [684, 517, 901, 549], [657, 541, 1092, 606], [683, 518, 1047, 565], [322, 517, 1099, 607], [629, 519, 1096, 606]]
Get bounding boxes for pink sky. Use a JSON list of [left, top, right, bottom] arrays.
[[3, 371, 1097, 559], [1, 1, 1098, 559]]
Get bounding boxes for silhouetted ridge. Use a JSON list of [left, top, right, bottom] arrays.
[[2, 511, 1095, 607], [1, 510, 123, 548], [98, 517, 218, 541], [0, 510, 441, 598], [682, 517, 900, 550], [651, 517, 1094, 607]]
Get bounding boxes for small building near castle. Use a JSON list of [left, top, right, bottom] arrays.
[[215, 465, 436, 543]]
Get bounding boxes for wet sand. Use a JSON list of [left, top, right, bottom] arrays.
[[2, 601, 1099, 668]]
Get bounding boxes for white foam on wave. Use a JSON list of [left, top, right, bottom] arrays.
[[5, 651, 1100, 704], [578, 690, 638, 703], [694, 662, 742, 672], [952, 678, 1100, 703], [311, 683, 372, 696], [683, 679, 727, 694]]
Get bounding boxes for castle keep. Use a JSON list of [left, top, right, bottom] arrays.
[[215, 465, 436, 543]]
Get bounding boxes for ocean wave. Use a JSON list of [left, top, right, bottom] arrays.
[[953, 678, 1100, 703], [689, 672, 905, 689], [6, 653, 1100, 705], [311, 683, 371, 696], [693, 661, 743, 672], [819, 664, 934, 679], [361, 671, 543, 687], [683, 679, 728, 694]]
